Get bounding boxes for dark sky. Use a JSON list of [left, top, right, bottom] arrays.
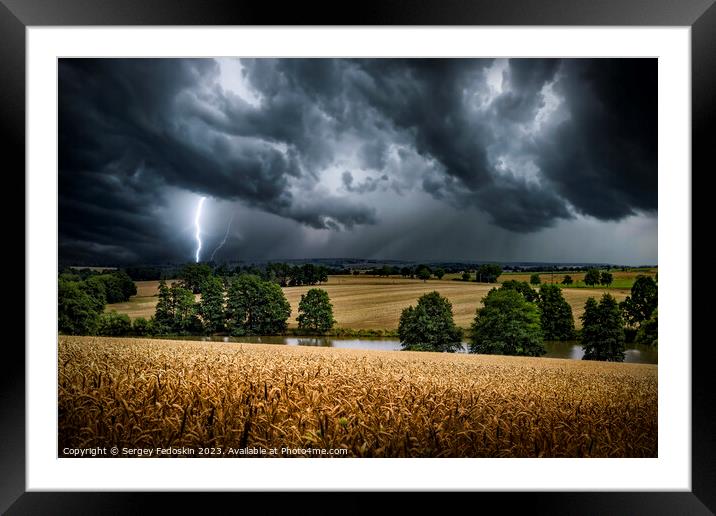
[[59, 58, 657, 265]]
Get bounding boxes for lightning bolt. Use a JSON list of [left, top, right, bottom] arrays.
[[194, 196, 206, 263], [210, 213, 234, 262]]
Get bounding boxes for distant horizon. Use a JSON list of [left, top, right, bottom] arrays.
[[62, 256, 659, 269]]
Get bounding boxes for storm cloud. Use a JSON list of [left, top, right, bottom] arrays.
[[59, 58, 657, 264]]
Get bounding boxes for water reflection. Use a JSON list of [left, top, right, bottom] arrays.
[[178, 335, 657, 364], [544, 340, 585, 360]]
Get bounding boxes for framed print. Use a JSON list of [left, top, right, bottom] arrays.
[[4, 0, 712, 513]]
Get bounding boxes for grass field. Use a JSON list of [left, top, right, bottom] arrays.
[[107, 276, 630, 330], [59, 336, 658, 458], [492, 268, 657, 289]]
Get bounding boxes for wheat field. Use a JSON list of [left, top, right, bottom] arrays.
[[107, 276, 628, 329], [59, 336, 657, 457]]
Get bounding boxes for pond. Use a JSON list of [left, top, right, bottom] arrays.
[[177, 335, 658, 364]]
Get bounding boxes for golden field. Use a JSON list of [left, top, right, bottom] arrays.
[[59, 336, 658, 457], [106, 276, 628, 330]]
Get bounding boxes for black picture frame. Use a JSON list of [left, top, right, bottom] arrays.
[[3, 1, 712, 513]]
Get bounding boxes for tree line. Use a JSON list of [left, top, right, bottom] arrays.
[[117, 262, 345, 284], [157, 276, 333, 336], [58, 263, 657, 362], [398, 274, 657, 361], [66, 272, 337, 338], [176, 262, 332, 291], [360, 263, 503, 283], [57, 262, 336, 337], [58, 270, 137, 335], [529, 268, 615, 287]]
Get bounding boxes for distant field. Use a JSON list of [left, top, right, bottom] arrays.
[[59, 336, 658, 457], [485, 268, 656, 289], [104, 279, 184, 320], [106, 276, 629, 330]]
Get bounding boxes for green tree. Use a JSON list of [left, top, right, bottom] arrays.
[[398, 291, 463, 352], [297, 288, 336, 333], [97, 311, 132, 336], [530, 273, 541, 285], [601, 271, 614, 287], [58, 279, 101, 335], [80, 275, 108, 313], [226, 275, 291, 335], [500, 280, 538, 302], [268, 262, 292, 286], [288, 265, 305, 286], [179, 263, 213, 293], [621, 275, 658, 328], [416, 265, 432, 282], [317, 266, 329, 284], [634, 307, 658, 347], [171, 283, 199, 334], [433, 267, 445, 280], [584, 268, 602, 287], [154, 279, 174, 333], [469, 289, 544, 356], [113, 270, 138, 299], [125, 266, 163, 281], [59, 272, 82, 283], [132, 317, 155, 336], [580, 293, 625, 361], [476, 264, 502, 283], [461, 271, 471, 281], [304, 263, 320, 284], [92, 271, 136, 304], [538, 284, 575, 340], [378, 265, 392, 278], [562, 275, 574, 285], [199, 276, 226, 334], [96, 274, 125, 303]]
